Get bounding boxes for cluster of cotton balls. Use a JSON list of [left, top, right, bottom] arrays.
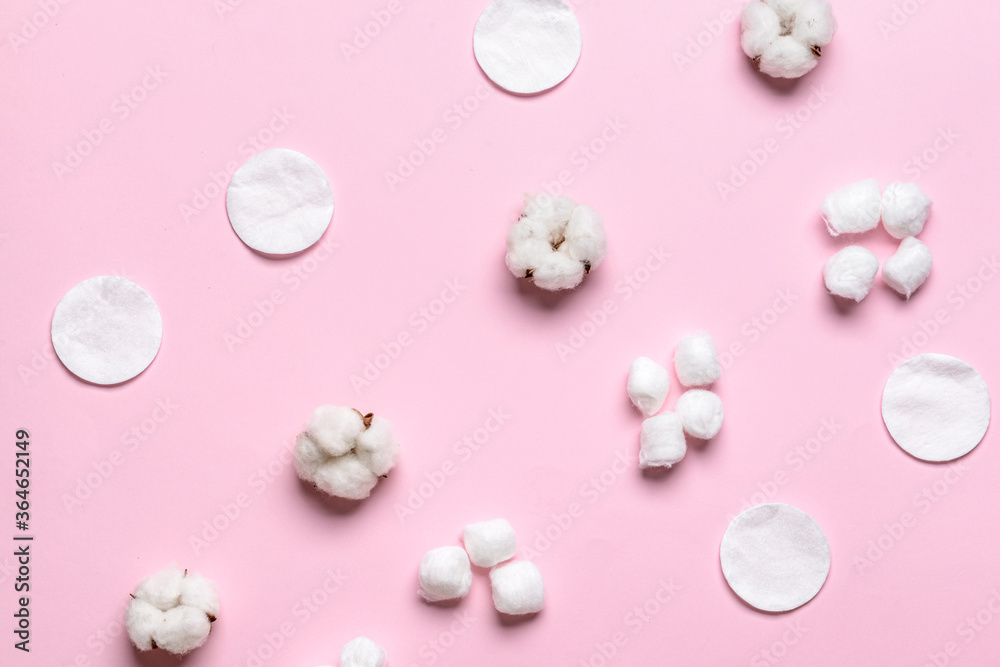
[[125, 566, 218, 655], [741, 0, 837, 78], [293, 406, 400, 500], [821, 179, 934, 302], [505, 193, 608, 291], [418, 518, 545, 616], [628, 332, 725, 469]]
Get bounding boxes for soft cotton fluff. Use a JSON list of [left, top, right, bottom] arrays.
[[675, 389, 725, 440], [490, 561, 545, 615], [882, 237, 932, 298], [505, 194, 608, 291], [294, 406, 399, 500], [824, 246, 879, 302], [639, 413, 687, 469], [627, 357, 671, 416], [674, 332, 721, 387], [881, 182, 932, 239], [340, 636, 387, 667], [463, 519, 517, 568], [126, 566, 218, 655], [741, 0, 836, 78], [419, 547, 473, 602], [820, 178, 881, 236]]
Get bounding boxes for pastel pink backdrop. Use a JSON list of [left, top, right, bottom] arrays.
[[2, 0, 998, 665]]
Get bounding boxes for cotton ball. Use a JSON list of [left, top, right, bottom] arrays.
[[675, 389, 724, 440], [820, 179, 881, 236], [419, 547, 473, 602], [314, 453, 379, 500], [627, 357, 670, 417], [881, 182, 932, 239], [340, 636, 387, 667], [883, 237, 932, 298], [354, 416, 400, 477], [824, 246, 879, 302], [153, 606, 212, 655], [639, 413, 687, 469], [463, 519, 517, 568], [490, 561, 545, 615], [306, 406, 366, 457], [741, 0, 836, 79], [126, 568, 218, 655], [674, 332, 721, 387]]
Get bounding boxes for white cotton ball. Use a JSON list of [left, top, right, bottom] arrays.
[[419, 546, 473, 602], [463, 519, 518, 568], [883, 237, 933, 298], [490, 561, 545, 615], [127, 568, 218, 655], [565, 204, 608, 268], [178, 572, 220, 618], [791, 0, 837, 46], [759, 35, 817, 78], [820, 178, 881, 236], [340, 636, 387, 667], [355, 416, 400, 477], [740, 2, 781, 57], [743, 0, 835, 79], [306, 406, 365, 457], [675, 389, 724, 440], [639, 413, 687, 469], [674, 332, 721, 387], [134, 566, 183, 611], [627, 357, 670, 417], [824, 246, 879, 302], [314, 453, 379, 500], [293, 433, 325, 483], [125, 599, 164, 651], [881, 182, 932, 239], [153, 605, 212, 655], [531, 248, 586, 291]]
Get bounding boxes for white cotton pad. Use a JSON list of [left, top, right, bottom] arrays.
[[340, 636, 387, 667], [226, 148, 334, 255], [463, 519, 518, 568], [882, 353, 991, 462], [820, 178, 881, 236], [51, 276, 162, 385], [639, 413, 687, 469], [474, 0, 582, 94], [126, 566, 218, 655], [823, 246, 879, 302], [627, 357, 671, 417], [882, 237, 932, 298], [881, 182, 932, 239], [720, 503, 830, 613], [675, 389, 724, 440], [418, 546, 473, 602], [674, 332, 721, 387], [490, 561, 545, 615]]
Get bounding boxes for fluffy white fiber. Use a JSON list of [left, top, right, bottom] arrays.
[[294, 406, 399, 500], [883, 237, 932, 298], [881, 182, 932, 239], [126, 566, 218, 655], [821, 178, 881, 236], [675, 389, 725, 440], [627, 356, 671, 417], [674, 332, 721, 387], [419, 546, 473, 602], [824, 245, 879, 302], [463, 519, 518, 568], [340, 636, 387, 667], [490, 561, 545, 615], [506, 194, 608, 291], [639, 413, 687, 469], [741, 0, 836, 78]]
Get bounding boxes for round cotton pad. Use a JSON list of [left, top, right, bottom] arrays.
[[882, 353, 991, 462], [473, 0, 582, 95], [51, 276, 162, 385], [720, 503, 830, 613], [226, 148, 334, 255]]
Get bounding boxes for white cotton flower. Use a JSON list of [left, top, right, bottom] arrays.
[[126, 566, 218, 655], [882, 237, 932, 298], [824, 245, 879, 302], [741, 0, 837, 79], [294, 407, 400, 500], [506, 194, 608, 291], [881, 182, 932, 239], [340, 636, 387, 667]]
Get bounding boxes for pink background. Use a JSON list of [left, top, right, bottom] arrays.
[[2, 0, 999, 665]]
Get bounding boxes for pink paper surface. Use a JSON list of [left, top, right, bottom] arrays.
[[2, 1, 998, 665]]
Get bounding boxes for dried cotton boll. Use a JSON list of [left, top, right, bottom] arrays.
[[463, 519, 518, 568], [639, 413, 687, 469], [674, 332, 721, 387], [824, 246, 879, 302], [419, 546, 473, 602], [675, 389, 725, 440], [627, 357, 671, 417], [883, 237, 932, 298], [820, 179, 882, 236], [490, 561, 545, 615], [340, 636, 387, 667], [741, 0, 836, 79], [126, 567, 218, 655], [881, 182, 932, 239]]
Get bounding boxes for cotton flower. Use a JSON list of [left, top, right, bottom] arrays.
[[294, 406, 400, 500], [506, 194, 608, 291], [741, 0, 837, 78], [125, 566, 218, 655]]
